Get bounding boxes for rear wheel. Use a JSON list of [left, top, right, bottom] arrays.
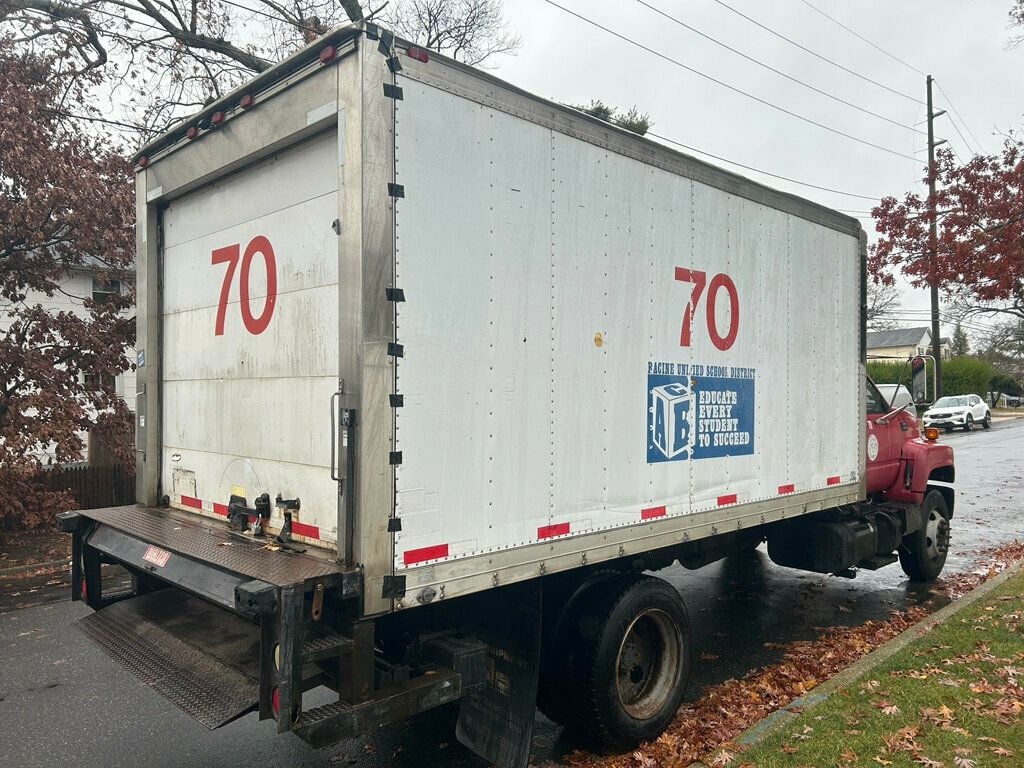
[[983, 412, 992, 429], [898, 489, 951, 582], [964, 415, 974, 431], [559, 574, 691, 751]]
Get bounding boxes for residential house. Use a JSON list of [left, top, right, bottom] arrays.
[[866, 326, 949, 361], [0, 260, 136, 465]]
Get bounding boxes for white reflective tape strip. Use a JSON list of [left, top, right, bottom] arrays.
[[337, 107, 346, 166], [146, 185, 163, 202], [307, 100, 337, 126]]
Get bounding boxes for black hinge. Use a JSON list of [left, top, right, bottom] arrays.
[[387, 342, 404, 358], [386, 287, 405, 302], [389, 394, 404, 408], [387, 517, 402, 533], [387, 56, 403, 73], [364, 23, 380, 40], [378, 30, 395, 56], [388, 183, 404, 198], [383, 83, 404, 100], [382, 575, 406, 599], [389, 451, 403, 465]]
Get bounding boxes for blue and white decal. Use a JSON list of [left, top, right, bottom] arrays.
[[647, 361, 756, 464]]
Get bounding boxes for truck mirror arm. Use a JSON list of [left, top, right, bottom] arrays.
[[877, 402, 911, 425]]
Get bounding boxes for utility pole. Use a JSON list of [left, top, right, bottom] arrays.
[[926, 75, 946, 398]]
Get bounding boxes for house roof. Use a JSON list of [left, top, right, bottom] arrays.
[[866, 327, 930, 349]]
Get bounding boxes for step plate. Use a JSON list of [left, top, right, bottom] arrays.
[[77, 592, 259, 729], [80, 505, 343, 587]]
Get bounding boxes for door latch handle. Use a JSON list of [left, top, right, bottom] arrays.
[[330, 391, 342, 481]]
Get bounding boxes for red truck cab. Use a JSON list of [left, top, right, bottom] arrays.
[[865, 376, 955, 505]]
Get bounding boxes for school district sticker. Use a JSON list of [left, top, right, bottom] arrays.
[[867, 433, 880, 461], [647, 361, 756, 464]]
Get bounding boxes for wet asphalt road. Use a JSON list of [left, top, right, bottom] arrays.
[[1, 419, 1022, 768]]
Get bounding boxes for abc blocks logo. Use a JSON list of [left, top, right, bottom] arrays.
[[649, 382, 696, 461], [647, 367, 755, 464]]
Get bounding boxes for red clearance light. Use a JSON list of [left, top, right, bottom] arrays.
[[136, 155, 149, 169], [211, 111, 225, 125], [406, 46, 429, 63], [319, 45, 337, 64], [239, 94, 254, 109], [80, 579, 87, 601], [271, 687, 280, 717], [186, 126, 199, 140]]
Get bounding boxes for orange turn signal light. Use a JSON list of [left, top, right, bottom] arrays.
[[924, 426, 940, 441]]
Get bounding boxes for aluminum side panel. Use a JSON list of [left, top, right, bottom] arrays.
[[393, 78, 861, 571], [160, 132, 340, 547]]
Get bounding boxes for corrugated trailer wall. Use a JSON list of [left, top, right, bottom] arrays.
[[391, 70, 861, 585]]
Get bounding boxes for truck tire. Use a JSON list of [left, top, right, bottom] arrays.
[[562, 574, 691, 751], [898, 489, 950, 582]]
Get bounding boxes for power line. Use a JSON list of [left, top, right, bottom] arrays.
[[644, 130, 882, 200], [934, 80, 985, 155], [220, 0, 319, 32], [796, 0, 925, 77], [545, 1, 922, 163], [634, 0, 927, 137], [709, 0, 922, 104]]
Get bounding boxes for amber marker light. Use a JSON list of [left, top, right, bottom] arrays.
[[924, 427, 940, 441]]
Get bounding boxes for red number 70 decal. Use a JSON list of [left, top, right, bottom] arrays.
[[212, 235, 277, 336], [674, 267, 739, 351]]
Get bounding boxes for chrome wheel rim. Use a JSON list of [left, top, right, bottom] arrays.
[[615, 608, 681, 720], [924, 507, 949, 563]]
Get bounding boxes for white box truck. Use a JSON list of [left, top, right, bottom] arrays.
[[61, 22, 955, 767]]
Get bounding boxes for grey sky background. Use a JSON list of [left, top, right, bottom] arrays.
[[482, 0, 1023, 343]]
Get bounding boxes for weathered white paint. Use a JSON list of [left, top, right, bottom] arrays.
[[391, 79, 860, 569], [160, 132, 339, 546]]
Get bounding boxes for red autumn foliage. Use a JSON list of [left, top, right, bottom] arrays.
[[564, 542, 1024, 768], [0, 40, 134, 529], [869, 141, 1024, 320]]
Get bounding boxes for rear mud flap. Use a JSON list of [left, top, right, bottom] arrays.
[[455, 580, 542, 768], [77, 590, 260, 728]]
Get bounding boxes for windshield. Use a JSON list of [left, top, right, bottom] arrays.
[[933, 396, 969, 408]]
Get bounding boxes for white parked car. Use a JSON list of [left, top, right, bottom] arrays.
[[923, 394, 991, 432]]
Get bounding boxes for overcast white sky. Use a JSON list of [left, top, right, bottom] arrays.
[[481, 0, 1023, 344]]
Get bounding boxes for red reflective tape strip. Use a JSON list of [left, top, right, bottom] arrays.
[[538, 522, 570, 540], [827, 475, 842, 486], [777, 484, 795, 495], [403, 544, 449, 566], [180, 495, 203, 510], [291, 521, 320, 540], [212, 502, 229, 516], [717, 494, 738, 506], [641, 506, 667, 520]]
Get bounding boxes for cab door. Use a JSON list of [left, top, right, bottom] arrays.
[[865, 377, 905, 494]]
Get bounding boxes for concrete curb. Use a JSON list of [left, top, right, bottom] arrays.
[[0, 558, 69, 578], [719, 561, 1024, 756]]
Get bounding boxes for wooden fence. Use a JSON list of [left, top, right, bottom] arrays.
[[41, 464, 135, 510]]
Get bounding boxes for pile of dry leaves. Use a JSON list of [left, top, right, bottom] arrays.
[[563, 542, 1024, 768]]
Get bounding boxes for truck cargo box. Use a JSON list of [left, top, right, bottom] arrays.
[[127, 24, 866, 616]]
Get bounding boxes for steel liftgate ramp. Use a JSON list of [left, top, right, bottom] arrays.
[[67, 505, 360, 730], [78, 590, 260, 728]]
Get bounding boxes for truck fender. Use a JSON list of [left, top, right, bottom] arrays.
[[892, 438, 955, 514]]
